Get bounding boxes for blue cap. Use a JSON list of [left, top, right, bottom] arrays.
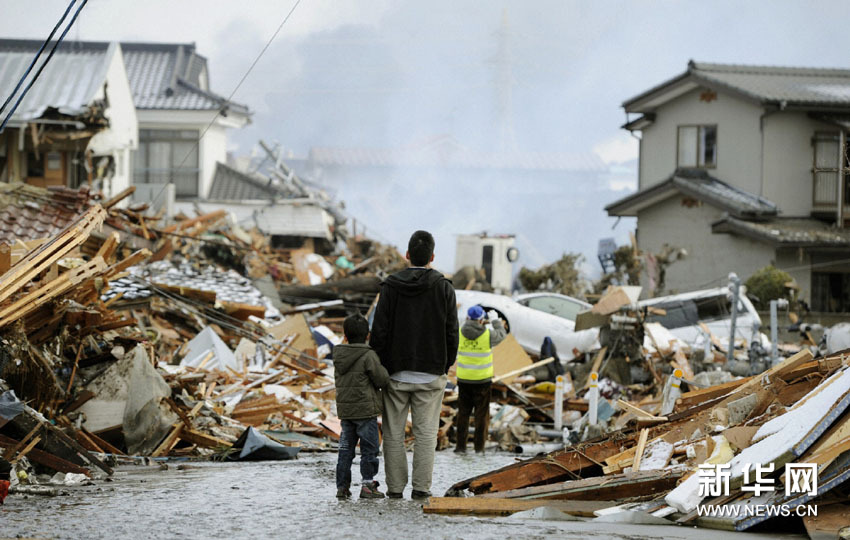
[[467, 305, 485, 320]]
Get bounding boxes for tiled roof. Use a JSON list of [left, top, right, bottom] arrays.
[[308, 135, 606, 172], [691, 62, 850, 106], [0, 183, 92, 243], [712, 216, 850, 248], [624, 60, 850, 112], [606, 169, 777, 219], [207, 162, 279, 201], [0, 40, 113, 123], [120, 42, 249, 114], [0, 39, 249, 115]]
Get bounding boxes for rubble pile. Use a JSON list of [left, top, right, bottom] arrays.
[[0, 183, 406, 498]]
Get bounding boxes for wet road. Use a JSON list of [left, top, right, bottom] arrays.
[[2, 451, 806, 539]]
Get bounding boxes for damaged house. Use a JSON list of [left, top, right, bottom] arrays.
[[607, 61, 850, 311], [0, 40, 137, 198]]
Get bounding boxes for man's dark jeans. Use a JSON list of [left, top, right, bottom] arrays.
[[335, 417, 380, 489], [455, 381, 491, 453]]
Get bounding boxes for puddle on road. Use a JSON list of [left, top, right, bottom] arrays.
[[1, 452, 803, 540]]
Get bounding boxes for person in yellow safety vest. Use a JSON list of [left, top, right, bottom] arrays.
[[454, 304, 506, 454]]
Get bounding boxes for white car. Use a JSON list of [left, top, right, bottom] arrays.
[[455, 290, 598, 360], [639, 286, 764, 347]]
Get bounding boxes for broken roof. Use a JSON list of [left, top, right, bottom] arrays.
[[712, 216, 850, 248], [605, 169, 777, 219], [0, 40, 116, 124], [207, 162, 280, 201], [0, 183, 92, 243], [624, 60, 850, 113], [0, 39, 250, 116]]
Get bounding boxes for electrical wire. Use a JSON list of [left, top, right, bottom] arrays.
[[148, 0, 302, 205], [0, 0, 89, 134], [0, 0, 77, 117]]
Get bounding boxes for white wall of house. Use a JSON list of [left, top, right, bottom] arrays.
[[87, 44, 138, 201], [134, 110, 228, 199], [638, 89, 762, 194], [199, 124, 226, 198], [637, 196, 775, 297], [762, 112, 836, 216]]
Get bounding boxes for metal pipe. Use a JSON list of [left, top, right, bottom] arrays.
[[770, 299, 779, 363], [513, 442, 565, 455], [727, 273, 740, 363], [554, 374, 564, 431], [838, 130, 845, 228], [588, 372, 599, 426]]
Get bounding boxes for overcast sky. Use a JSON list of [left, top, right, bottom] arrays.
[[3, 1, 850, 273]]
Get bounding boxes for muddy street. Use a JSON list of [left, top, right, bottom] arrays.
[[2, 452, 805, 540]]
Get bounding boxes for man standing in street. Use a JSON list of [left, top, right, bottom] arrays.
[[369, 230, 459, 500], [454, 305, 506, 454]]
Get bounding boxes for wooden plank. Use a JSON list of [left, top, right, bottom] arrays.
[[803, 503, 850, 540], [179, 428, 229, 449], [151, 423, 184, 457], [585, 347, 607, 387], [423, 497, 615, 517], [632, 428, 649, 471], [81, 428, 125, 456], [675, 377, 753, 411], [0, 434, 90, 476], [2, 423, 41, 460], [452, 436, 627, 495], [481, 469, 684, 502], [617, 399, 663, 420], [103, 186, 135, 209], [492, 357, 554, 384], [9, 436, 42, 464]]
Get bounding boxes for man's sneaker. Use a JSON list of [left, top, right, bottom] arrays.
[[360, 481, 385, 499], [336, 487, 351, 499], [411, 490, 431, 501], [387, 491, 404, 499]]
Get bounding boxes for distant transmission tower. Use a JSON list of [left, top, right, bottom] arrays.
[[493, 9, 518, 153]]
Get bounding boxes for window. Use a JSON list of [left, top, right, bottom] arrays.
[[677, 125, 717, 168], [133, 129, 200, 197], [812, 272, 850, 312], [522, 296, 585, 321], [812, 131, 850, 207]]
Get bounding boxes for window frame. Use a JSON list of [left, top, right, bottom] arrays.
[[676, 124, 718, 169], [133, 128, 201, 198]]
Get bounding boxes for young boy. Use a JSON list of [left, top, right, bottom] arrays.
[[334, 313, 390, 499]]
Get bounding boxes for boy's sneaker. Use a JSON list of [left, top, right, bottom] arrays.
[[336, 487, 351, 499], [411, 490, 431, 501], [360, 480, 385, 499]]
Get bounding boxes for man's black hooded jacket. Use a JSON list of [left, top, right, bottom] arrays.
[[369, 267, 459, 376]]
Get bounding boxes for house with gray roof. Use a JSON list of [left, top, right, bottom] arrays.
[[0, 39, 250, 206], [0, 40, 137, 199], [607, 60, 850, 311]]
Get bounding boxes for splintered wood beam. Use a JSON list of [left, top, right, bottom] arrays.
[[423, 497, 615, 517], [103, 186, 136, 209], [151, 423, 184, 457], [0, 434, 91, 477], [450, 436, 628, 495]]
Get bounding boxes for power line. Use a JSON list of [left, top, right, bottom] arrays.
[[0, 0, 88, 134], [149, 0, 302, 206], [0, 0, 77, 117]]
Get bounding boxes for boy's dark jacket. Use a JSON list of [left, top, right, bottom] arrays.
[[333, 343, 389, 420], [369, 267, 459, 376]]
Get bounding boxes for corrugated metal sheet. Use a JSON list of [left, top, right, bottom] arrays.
[[0, 41, 113, 123]]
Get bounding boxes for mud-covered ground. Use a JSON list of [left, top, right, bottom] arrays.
[[1, 451, 806, 539]]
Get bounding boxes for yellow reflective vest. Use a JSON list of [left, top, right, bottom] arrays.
[[456, 328, 494, 382]]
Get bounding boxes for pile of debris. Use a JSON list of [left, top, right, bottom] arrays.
[[432, 346, 850, 536], [0, 182, 406, 498]]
